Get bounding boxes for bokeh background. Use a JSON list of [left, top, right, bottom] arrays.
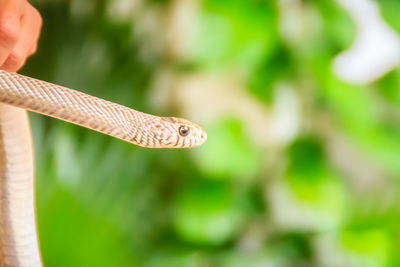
[[24, 0, 400, 266]]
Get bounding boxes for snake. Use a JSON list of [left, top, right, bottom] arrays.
[[0, 70, 207, 266]]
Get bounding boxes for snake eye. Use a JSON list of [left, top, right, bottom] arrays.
[[179, 125, 190, 137]]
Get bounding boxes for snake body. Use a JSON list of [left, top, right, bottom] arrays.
[[0, 70, 207, 266]]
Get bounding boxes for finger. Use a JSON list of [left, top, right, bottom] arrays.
[[28, 43, 37, 56], [0, 0, 23, 67], [26, 3, 42, 56], [2, 3, 41, 72]]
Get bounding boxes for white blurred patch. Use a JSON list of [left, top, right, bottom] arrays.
[[106, 0, 141, 23], [270, 83, 300, 144], [54, 128, 82, 188], [333, 0, 400, 84], [268, 180, 345, 232], [165, 0, 200, 58], [166, 73, 300, 147], [277, 0, 304, 44]]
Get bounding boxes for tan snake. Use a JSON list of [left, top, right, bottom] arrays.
[[0, 70, 207, 266]]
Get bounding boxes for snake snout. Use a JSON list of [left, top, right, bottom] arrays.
[[200, 131, 207, 143]]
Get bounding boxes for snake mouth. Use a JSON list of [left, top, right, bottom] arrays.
[[200, 131, 207, 144]]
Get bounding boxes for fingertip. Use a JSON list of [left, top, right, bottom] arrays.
[[28, 44, 37, 56], [29, 4, 42, 28], [1, 50, 26, 72]]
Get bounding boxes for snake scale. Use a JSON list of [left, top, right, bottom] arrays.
[[0, 70, 207, 266]]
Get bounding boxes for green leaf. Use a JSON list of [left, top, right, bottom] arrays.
[[173, 181, 244, 245], [196, 118, 260, 180]]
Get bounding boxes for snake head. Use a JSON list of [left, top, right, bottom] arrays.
[[152, 117, 207, 148]]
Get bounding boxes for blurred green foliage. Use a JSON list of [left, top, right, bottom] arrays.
[[197, 119, 260, 179], [22, 0, 400, 266]]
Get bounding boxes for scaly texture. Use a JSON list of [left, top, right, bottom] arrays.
[[0, 71, 206, 148], [0, 70, 207, 266], [0, 105, 41, 267]]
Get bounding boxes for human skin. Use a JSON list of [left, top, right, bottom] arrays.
[[0, 0, 42, 72]]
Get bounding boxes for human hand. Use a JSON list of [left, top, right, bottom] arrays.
[[0, 0, 42, 72]]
